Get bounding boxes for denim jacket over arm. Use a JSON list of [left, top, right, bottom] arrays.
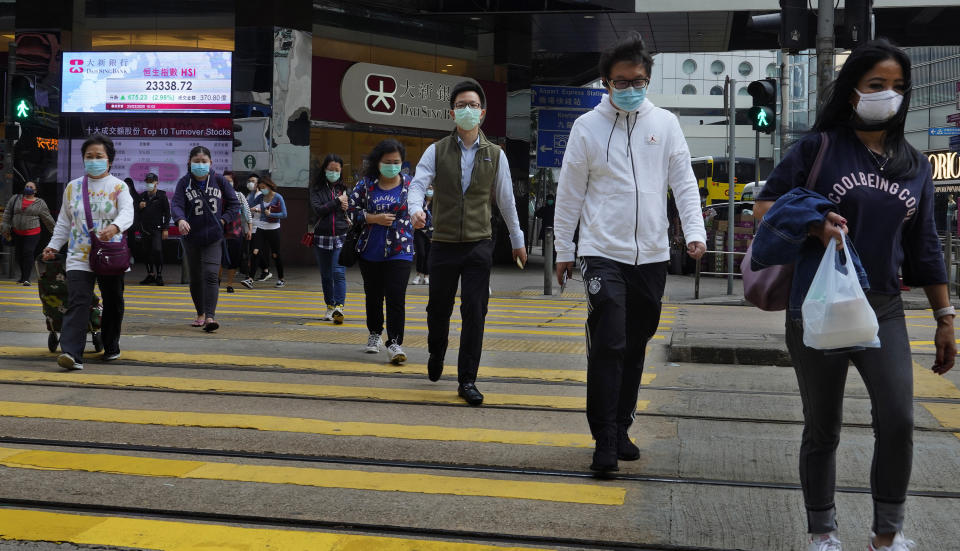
[[751, 187, 870, 317]]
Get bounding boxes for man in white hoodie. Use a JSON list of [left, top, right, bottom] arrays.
[[554, 32, 706, 475]]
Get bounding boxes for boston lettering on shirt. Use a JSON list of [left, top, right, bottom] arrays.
[[758, 127, 946, 294], [185, 179, 222, 216]]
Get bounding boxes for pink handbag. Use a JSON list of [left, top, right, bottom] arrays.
[[82, 176, 131, 276], [741, 133, 829, 311]]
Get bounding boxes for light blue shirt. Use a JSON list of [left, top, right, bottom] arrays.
[[408, 135, 524, 249]]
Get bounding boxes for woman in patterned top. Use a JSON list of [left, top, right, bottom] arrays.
[[348, 139, 414, 365], [42, 135, 134, 371]]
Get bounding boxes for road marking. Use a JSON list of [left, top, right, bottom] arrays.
[[0, 400, 619, 447], [0, 508, 550, 550], [0, 369, 590, 409], [0, 346, 600, 383], [0, 446, 625, 505], [914, 360, 960, 439]]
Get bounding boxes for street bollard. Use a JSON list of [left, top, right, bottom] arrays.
[[544, 226, 553, 296]]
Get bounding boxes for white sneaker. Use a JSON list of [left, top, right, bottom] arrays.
[[807, 532, 842, 551], [321, 306, 334, 321], [57, 353, 84, 371], [365, 333, 383, 353], [387, 342, 406, 365], [868, 532, 916, 551], [423, 275, 429, 284], [412, 274, 422, 285]]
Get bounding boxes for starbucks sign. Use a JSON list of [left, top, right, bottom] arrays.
[[340, 62, 479, 131]]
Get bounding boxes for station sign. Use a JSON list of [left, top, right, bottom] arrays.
[[340, 63, 479, 131], [531, 85, 604, 109], [532, 85, 604, 168], [62, 51, 232, 114], [930, 127, 960, 136]]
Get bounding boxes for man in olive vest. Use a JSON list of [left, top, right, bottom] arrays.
[[409, 81, 527, 406]]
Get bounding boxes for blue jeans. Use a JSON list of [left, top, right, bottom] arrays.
[[313, 246, 346, 307]]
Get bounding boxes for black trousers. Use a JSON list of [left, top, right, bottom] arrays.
[[142, 230, 163, 275], [359, 258, 412, 345], [427, 239, 494, 384], [414, 230, 431, 274], [579, 257, 666, 441], [62, 270, 125, 360], [14, 233, 41, 282], [252, 228, 284, 279]]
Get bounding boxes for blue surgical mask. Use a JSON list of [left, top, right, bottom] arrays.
[[190, 163, 210, 178], [23, 187, 36, 196], [425, 189, 434, 198], [84, 159, 109, 177], [379, 163, 402, 179], [325, 170, 341, 183], [454, 107, 482, 131], [611, 87, 646, 112], [145, 183, 156, 191]]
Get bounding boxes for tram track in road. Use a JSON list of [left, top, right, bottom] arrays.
[[3, 436, 959, 500], [0, 500, 741, 551]]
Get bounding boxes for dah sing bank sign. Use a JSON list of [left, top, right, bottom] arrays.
[[341, 63, 479, 131]]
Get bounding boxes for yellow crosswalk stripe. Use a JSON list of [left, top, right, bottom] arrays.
[[0, 508, 548, 550], [0, 369, 589, 409], [0, 446, 625, 505], [914, 360, 960, 441], [0, 400, 605, 447]]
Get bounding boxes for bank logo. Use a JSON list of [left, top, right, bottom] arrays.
[[365, 74, 397, 115], [69, 59, 83, 73]]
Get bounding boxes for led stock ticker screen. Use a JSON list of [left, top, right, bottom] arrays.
[[62, 52, 232, 114]]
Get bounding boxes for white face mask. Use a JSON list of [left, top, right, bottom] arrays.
[[247, 182, 256, 191], [854, 89, 903, 124]]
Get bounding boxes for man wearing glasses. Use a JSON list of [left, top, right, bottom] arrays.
[[409, 81, 527, 406], [554, 32, 706, 474]]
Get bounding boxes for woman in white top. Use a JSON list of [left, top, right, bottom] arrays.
[[42, 135, 134, 371]]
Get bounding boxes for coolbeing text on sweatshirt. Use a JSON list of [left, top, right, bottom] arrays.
[[554, 95, 706, 265], [48, 174, 135, 272]]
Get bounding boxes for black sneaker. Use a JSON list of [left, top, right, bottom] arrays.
[[590, 437, 619, 476], [155, 275, 164, 286], [617, 427, 640, 461], [427, 354, 444, 382], [240, 278, 254, 289], [226, 285, 235, 293], [457, 383, 484, 406], [140, 274, 155, 285]]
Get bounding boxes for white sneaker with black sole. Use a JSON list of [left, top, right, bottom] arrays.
[[241, 278, 254, 289], [365, 333, 383, 354], [386, 342, 406, 365], [57, 353, 83, 371], [275, 279, 285, 288]]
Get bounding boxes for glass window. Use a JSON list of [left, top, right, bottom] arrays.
[[682, 59, 697, 75], [681, 84, 697, 95], [710, 85, 723, 95], [737, 87, 750, 96], [739, 61, 753, 77], [710, 60, 725, 75], [766, 63, 777, 78]]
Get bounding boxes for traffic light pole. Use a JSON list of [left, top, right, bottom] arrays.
[[727, 77, 736, 296], [816, 0, 836, 113], [2, 43, 15, 205]]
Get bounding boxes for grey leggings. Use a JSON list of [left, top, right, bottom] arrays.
[[784, 293, 913, 535], [184, 239, 222, 318]]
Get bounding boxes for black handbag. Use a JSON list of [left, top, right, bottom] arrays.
[[337, 220, 363, 267]]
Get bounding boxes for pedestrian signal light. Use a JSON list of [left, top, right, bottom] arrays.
[[747, 78, 778, 135], [15, 99, 29, 118]]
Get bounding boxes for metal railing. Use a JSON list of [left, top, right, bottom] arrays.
[[694, 249, 746, 299]]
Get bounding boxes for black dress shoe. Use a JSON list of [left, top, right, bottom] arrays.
[[457, 383, 484, 406], [590, 437, 619, 476], [617, 427, 640, 461], [427, 354, 444, 382]]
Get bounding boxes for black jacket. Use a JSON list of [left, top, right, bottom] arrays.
[[309, 180, 349, 237], [137, 189, 171, 233]]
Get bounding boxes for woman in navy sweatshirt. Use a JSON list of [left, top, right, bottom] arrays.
[[171, 146, 240, 332]]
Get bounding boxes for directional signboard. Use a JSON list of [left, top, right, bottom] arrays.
[[930, 127, 960, 136], [532, 85, 604, 168]]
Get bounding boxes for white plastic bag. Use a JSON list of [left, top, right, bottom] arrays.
[[801, 234, 880, 350]]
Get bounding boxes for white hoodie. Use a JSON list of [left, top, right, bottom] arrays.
[[554, 95, 706, 265]]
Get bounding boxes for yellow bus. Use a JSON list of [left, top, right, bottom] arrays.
[[691, 156, 757, 205]]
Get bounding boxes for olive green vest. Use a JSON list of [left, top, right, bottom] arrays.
[[431, 130, 500, 243]]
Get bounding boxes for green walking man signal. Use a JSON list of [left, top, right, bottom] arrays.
[[756, 108, 768, 127], [747, 78, 777, 135], [15, 99, 30, 118]]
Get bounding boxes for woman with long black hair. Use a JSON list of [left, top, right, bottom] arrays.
[[755, 39, 953, 551], [309, 154, 350, 322], [170, 146, 240, 332], [348, 139, 414, 364]]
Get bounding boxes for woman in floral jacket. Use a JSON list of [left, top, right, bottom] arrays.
[[348, 138, 414, 365]]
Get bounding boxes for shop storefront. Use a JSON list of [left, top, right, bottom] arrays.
[[929, 149, 960, 233]]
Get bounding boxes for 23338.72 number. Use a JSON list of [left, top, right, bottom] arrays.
[[144, 81, 193, 91]]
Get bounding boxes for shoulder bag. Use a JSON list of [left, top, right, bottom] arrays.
[[741, 132, 830, 311], [83, 176, 131, 275]]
